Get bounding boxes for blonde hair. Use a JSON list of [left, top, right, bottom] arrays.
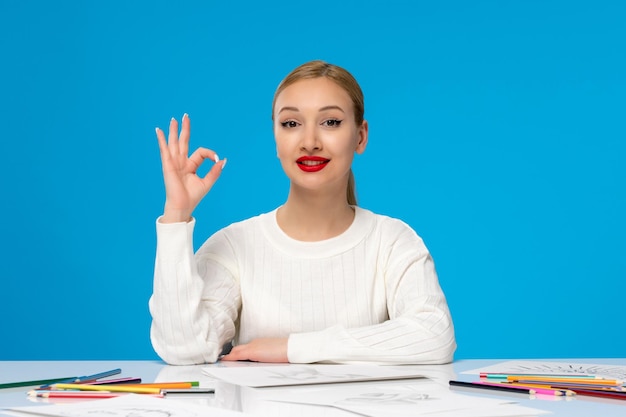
[[272, 60, 364, 206]]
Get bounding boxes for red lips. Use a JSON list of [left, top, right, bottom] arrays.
[[296, 156, 330, 172]]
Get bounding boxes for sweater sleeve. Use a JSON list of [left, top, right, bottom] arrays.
[[149, 218, 240, 365], [287, 221, 456, 365]]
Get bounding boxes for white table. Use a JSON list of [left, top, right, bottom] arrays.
[[0, 359, 624, 416]]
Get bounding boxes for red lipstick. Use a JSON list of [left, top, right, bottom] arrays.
[[296, 156, 330, 172]]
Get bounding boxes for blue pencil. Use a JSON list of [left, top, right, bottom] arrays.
[[39, 368, 122, 388], [75, 368, 122, 383]]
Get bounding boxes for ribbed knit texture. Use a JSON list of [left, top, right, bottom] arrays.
[[149, 207, 456, 365]]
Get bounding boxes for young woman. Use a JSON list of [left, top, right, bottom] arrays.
[[150, 60, 456, 365]]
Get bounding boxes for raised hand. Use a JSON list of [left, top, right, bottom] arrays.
[[156, 114, 226, 223]]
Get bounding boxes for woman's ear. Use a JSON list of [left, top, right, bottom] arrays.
[[355, 120, 369, 154]]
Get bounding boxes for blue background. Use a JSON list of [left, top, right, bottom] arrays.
[[1, 0, 624, 361]]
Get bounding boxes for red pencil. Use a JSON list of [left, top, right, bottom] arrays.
[[572, 389, 626, 401]]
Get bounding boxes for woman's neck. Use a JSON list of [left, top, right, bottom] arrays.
[[277, 189, 355, 242]]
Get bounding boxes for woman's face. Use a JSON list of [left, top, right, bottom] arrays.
[[273, 77, 368, 196]]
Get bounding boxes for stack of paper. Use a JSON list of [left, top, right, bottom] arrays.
[[202, 364, 548, 417]]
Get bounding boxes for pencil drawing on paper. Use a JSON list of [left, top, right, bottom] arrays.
[[60, 407, 194, 417], [504, 362, 626, 380], [465, 360, 626, 381], [266, 366, 369, 382], [336, 391, 432, 405]]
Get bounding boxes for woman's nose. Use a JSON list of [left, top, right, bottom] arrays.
[[300, 126, 321, 151]]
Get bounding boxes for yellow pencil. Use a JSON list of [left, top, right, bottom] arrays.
[[507, 376, 623, 386], [52, 383, 161, 394]]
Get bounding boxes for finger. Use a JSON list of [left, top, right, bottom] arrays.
[[219, 353, 238, 361], [155, 126, 167, 150], [198, 158, 226, 194], [179, 113, 190, 157], [155, 127, 172, 167], [220, 345, 247, 361], [183, 147, 223, 188], [187, 147, 219, 172], [168, 117, 180, 156]]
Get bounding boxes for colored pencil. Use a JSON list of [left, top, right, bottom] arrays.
[[497, 381, 626, 395], [74, 368, 122, 383], [51, 383, 161, 395], [28, 390, 163, 399], [161, 388, 215, 395], [525, 381, 625, 390], [39, 368, 122, 388], [108, 382, 195, 389], [84, 377, 143, 385], [571, 389, 626, 401], [479, 381, 576, 396], [481, 373, 596, 379], [475, 381, 570, 396], [550, 384, 626, 392], [0, 377, 76, 390], [449, 380, 565, 396], [506, 376, 623, 386], [492, 382, 577, 395]]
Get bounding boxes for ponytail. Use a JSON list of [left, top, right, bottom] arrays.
[[347, 169, 357, 206]]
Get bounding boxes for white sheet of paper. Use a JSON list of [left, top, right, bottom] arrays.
[[202, 364, 426, 387], [254, 379, 549, 417], [461, 360, 626, 380], [3, 393, 251, 417]]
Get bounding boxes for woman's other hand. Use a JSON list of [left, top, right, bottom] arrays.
[[220, 338, 289, 363]]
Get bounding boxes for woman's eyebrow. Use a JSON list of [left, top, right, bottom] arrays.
[[319, 105, 345, 113], [277, 105, 346, 114], [278, 106, 299, 114]]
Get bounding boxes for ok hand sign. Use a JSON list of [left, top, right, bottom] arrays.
[[156, 114, 226, 223]]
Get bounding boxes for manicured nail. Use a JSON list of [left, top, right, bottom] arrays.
[[183, 113, 188, 120], [221, 158, 227, 169], [213, 154, 220, 163]]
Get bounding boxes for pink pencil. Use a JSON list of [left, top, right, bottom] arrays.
[[28, 390, 163, 399]]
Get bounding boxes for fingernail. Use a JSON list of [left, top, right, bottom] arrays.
[[221, 158, 228, 169], [183, 113, 188, 120]]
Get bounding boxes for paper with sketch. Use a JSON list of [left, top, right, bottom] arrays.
[[202, 364, 425, 387], [461, 360, 626, 380], [254, 378, 549, 417], [3, 393, 251, 417]]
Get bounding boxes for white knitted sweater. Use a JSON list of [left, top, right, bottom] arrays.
[[149, 206, 456, 365]]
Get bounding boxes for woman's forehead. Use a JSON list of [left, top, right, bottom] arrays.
[[275, 77, 353, 111]]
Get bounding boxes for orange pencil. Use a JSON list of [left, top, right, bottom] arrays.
[[111, 382, 194, 389]]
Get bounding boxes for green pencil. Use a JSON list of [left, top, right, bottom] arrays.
[[0, 376, 77, 390]]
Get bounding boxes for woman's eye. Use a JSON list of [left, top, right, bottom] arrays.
[[280, 120, 299, 128], [323, 119, 342, 127]]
